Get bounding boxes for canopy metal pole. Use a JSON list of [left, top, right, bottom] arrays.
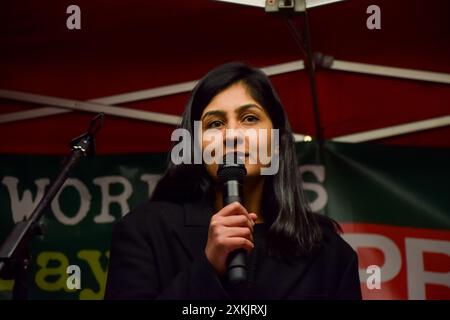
[[1, 59, 448, 125]]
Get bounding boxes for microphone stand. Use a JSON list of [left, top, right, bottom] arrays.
[[0, 113, 104, 300]]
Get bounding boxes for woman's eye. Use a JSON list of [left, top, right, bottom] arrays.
[[206, 120, 224, 128], [242, 115, 259, 123]]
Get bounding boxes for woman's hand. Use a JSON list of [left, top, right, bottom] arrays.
[[205, 202, 258, 276]]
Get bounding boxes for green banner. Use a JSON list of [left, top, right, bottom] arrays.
[[1, 142, 449, 299]]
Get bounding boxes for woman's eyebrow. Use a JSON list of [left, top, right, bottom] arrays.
[[201, 104, 263, 120], [201, 110, 226, 121], [235, 103, 262, 114]]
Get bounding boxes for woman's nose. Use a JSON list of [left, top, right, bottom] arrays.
[[223, 126, 245, 149]]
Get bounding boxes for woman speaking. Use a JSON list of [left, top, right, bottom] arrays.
[[104, 62, 362, 300]]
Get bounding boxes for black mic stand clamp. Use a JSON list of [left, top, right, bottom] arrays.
[[265, 0, 306, 14], [0, 113, 104, 300]]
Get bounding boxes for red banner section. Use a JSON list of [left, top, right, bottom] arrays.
[[341, 223, 450, 300]]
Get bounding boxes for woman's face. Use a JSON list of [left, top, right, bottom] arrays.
[[199, 82, 274, 180]]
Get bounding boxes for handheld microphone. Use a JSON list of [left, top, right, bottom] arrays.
[[217, 152, 248, 287]]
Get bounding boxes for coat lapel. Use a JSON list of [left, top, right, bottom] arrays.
[[171, 200, 213, 260]]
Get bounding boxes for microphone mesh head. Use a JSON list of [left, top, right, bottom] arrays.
[[217, 153, 247, 183]]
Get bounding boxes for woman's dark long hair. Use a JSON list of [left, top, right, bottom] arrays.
[[152, 62, 339, 259]]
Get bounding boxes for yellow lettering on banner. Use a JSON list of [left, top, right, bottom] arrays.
[[35, 252, 70, 292], [0, 279, 14, 291], [78, 250, 109, 300]]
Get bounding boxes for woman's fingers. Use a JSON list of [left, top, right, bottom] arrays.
[[218, 202, 254, 224], [223, 237, 254, 253], [217, 215, 254, 230], [215, 202, 257, 227], [248, 213, 258, 222], [205, 205, 259, 276], [222, 226, 253, 242], [217, 202, 248, 216]]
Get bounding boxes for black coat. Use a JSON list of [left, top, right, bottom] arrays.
[[104, 200, 362, 300]]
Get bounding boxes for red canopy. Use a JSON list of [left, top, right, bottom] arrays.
[[1, 0, 449, 154]]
